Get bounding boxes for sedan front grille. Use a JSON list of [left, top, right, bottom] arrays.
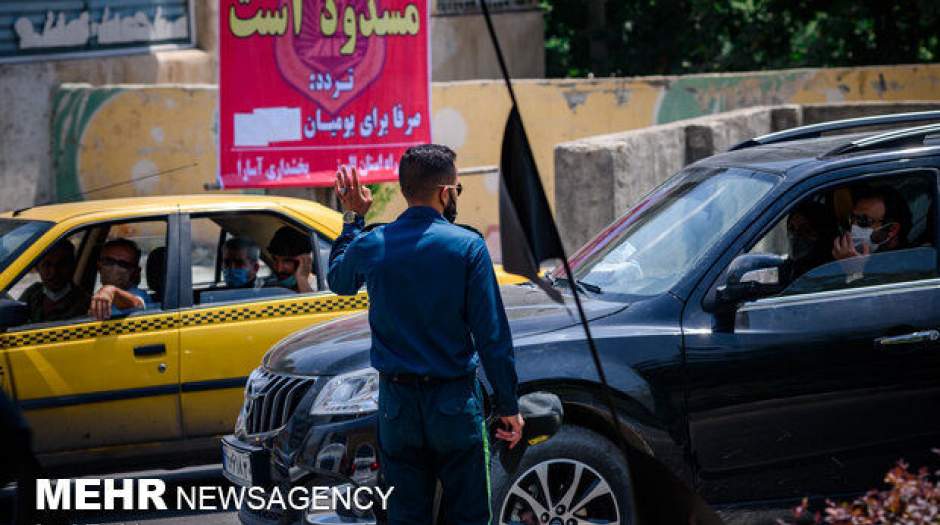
[[244, 370, 317, 435]]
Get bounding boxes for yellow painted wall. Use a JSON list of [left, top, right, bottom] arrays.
[[76, 87, 219, 198]]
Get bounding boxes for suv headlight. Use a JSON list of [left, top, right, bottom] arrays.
[[310, 368, 379, 416]]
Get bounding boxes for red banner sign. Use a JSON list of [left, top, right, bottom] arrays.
[[219, 0, 431, 188]]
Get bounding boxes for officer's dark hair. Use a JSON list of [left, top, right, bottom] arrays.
[[102, 238, 142, 264], [398, 144, 457, 202], [224, 236, 260, 263], [854, 185, 911, 244]]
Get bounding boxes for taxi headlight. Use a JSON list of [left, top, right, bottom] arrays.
[[310, 368, 379, 416]]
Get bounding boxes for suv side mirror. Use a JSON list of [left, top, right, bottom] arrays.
[[0, 299, 29, 331], [715, 253, 788, 309]]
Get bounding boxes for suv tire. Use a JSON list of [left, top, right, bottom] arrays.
[[490, 425, 633, 525]]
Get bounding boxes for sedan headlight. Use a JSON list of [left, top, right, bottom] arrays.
[[310, 368, 379, 416]]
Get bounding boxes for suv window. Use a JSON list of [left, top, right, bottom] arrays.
[[190, 213, 323, 306], [747, 171, 937, 296], [573, 167, 777, 296]]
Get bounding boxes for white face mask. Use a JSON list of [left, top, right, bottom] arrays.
[[851, 224, 890, 253], [43, 283, 71, 302]]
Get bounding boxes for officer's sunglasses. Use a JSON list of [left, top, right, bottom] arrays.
[[439, 183, 463, 196], [99, 256, 136, 270]]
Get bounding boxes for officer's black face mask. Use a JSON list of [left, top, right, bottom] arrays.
[[443, 189, 458, 223]]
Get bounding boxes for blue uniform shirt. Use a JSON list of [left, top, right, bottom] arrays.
[[329, 206, 519, 416]]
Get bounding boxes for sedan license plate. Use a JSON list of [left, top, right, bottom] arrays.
[[223, 442, 253, 487]]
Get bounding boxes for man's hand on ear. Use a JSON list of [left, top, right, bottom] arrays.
[[294, 253, 314, 293]]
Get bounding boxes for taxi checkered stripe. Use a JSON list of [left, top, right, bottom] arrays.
[[0, 315, 180, 349], [0, 294, 369, 350], [180, 295, 369, 326]]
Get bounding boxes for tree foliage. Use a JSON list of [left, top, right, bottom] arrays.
[[542, 0, 940, 78]]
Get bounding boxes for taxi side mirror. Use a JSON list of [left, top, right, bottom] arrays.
[[0, 299, 29, 331]]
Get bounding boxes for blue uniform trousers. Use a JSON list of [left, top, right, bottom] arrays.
[[377, 374, 491, 525]]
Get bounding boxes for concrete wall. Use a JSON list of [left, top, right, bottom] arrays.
[[37, 63, 940, 262], [0, 51, 215, 211], [555, 101, 940, 251], [0, 0, 218, 212], [431, 9, 545, 81]]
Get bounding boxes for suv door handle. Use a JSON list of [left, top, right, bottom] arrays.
[[134, 344, 166, 357], [875, 330, 940, 347]]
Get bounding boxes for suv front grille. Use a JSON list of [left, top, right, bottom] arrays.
[[244, 370, 317, 435]]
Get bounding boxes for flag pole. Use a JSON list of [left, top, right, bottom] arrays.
[[480, 5, 725, 522], [478, 2, 519, 109], [478, 0, 633, 475]]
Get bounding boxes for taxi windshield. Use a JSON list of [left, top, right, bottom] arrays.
[[0, 218, 53, 275], [571, 166, 778, 297]]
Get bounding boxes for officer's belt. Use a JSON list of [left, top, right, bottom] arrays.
[[381, 372, 475, 386]]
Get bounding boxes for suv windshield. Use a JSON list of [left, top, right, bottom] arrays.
[[0, 218, 52, 276], [572, 167, 777, 297]]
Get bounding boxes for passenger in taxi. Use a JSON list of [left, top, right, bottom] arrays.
[[265, 227, 315, 293], [89, 238, 153, 321], [17, 240, 90, 323], [222, 237, 264, 289]]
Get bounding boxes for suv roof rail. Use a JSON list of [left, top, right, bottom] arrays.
[[729, 110, 940, 151], [822, 122, 940, 157]]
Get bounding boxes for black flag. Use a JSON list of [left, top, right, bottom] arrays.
[[498, 106, 564, 302], [480, 1, 725, 523]]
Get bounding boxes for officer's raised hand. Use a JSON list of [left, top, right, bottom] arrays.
[[335, 165, 373, 216]]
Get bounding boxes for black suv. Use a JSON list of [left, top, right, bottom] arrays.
[[223, 112, 940, 525]]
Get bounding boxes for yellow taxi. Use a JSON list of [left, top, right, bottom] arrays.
[[0, 195, 523, 472]]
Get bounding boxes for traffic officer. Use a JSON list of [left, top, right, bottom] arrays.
[[329, 144, 523, 525]]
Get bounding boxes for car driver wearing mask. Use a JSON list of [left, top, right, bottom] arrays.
[[831, 186, 911, 282], [832, 187, 910, 259], [89, 238, 154, 321]]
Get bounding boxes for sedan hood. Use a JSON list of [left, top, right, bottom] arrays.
[[263, 284, 626, 376]]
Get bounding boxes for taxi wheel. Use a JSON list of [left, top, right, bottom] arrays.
[[490, 425, 633, 525]]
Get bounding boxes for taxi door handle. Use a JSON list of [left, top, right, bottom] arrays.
[[134, 344, 166, 357], [875, 329, 940, 348]]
